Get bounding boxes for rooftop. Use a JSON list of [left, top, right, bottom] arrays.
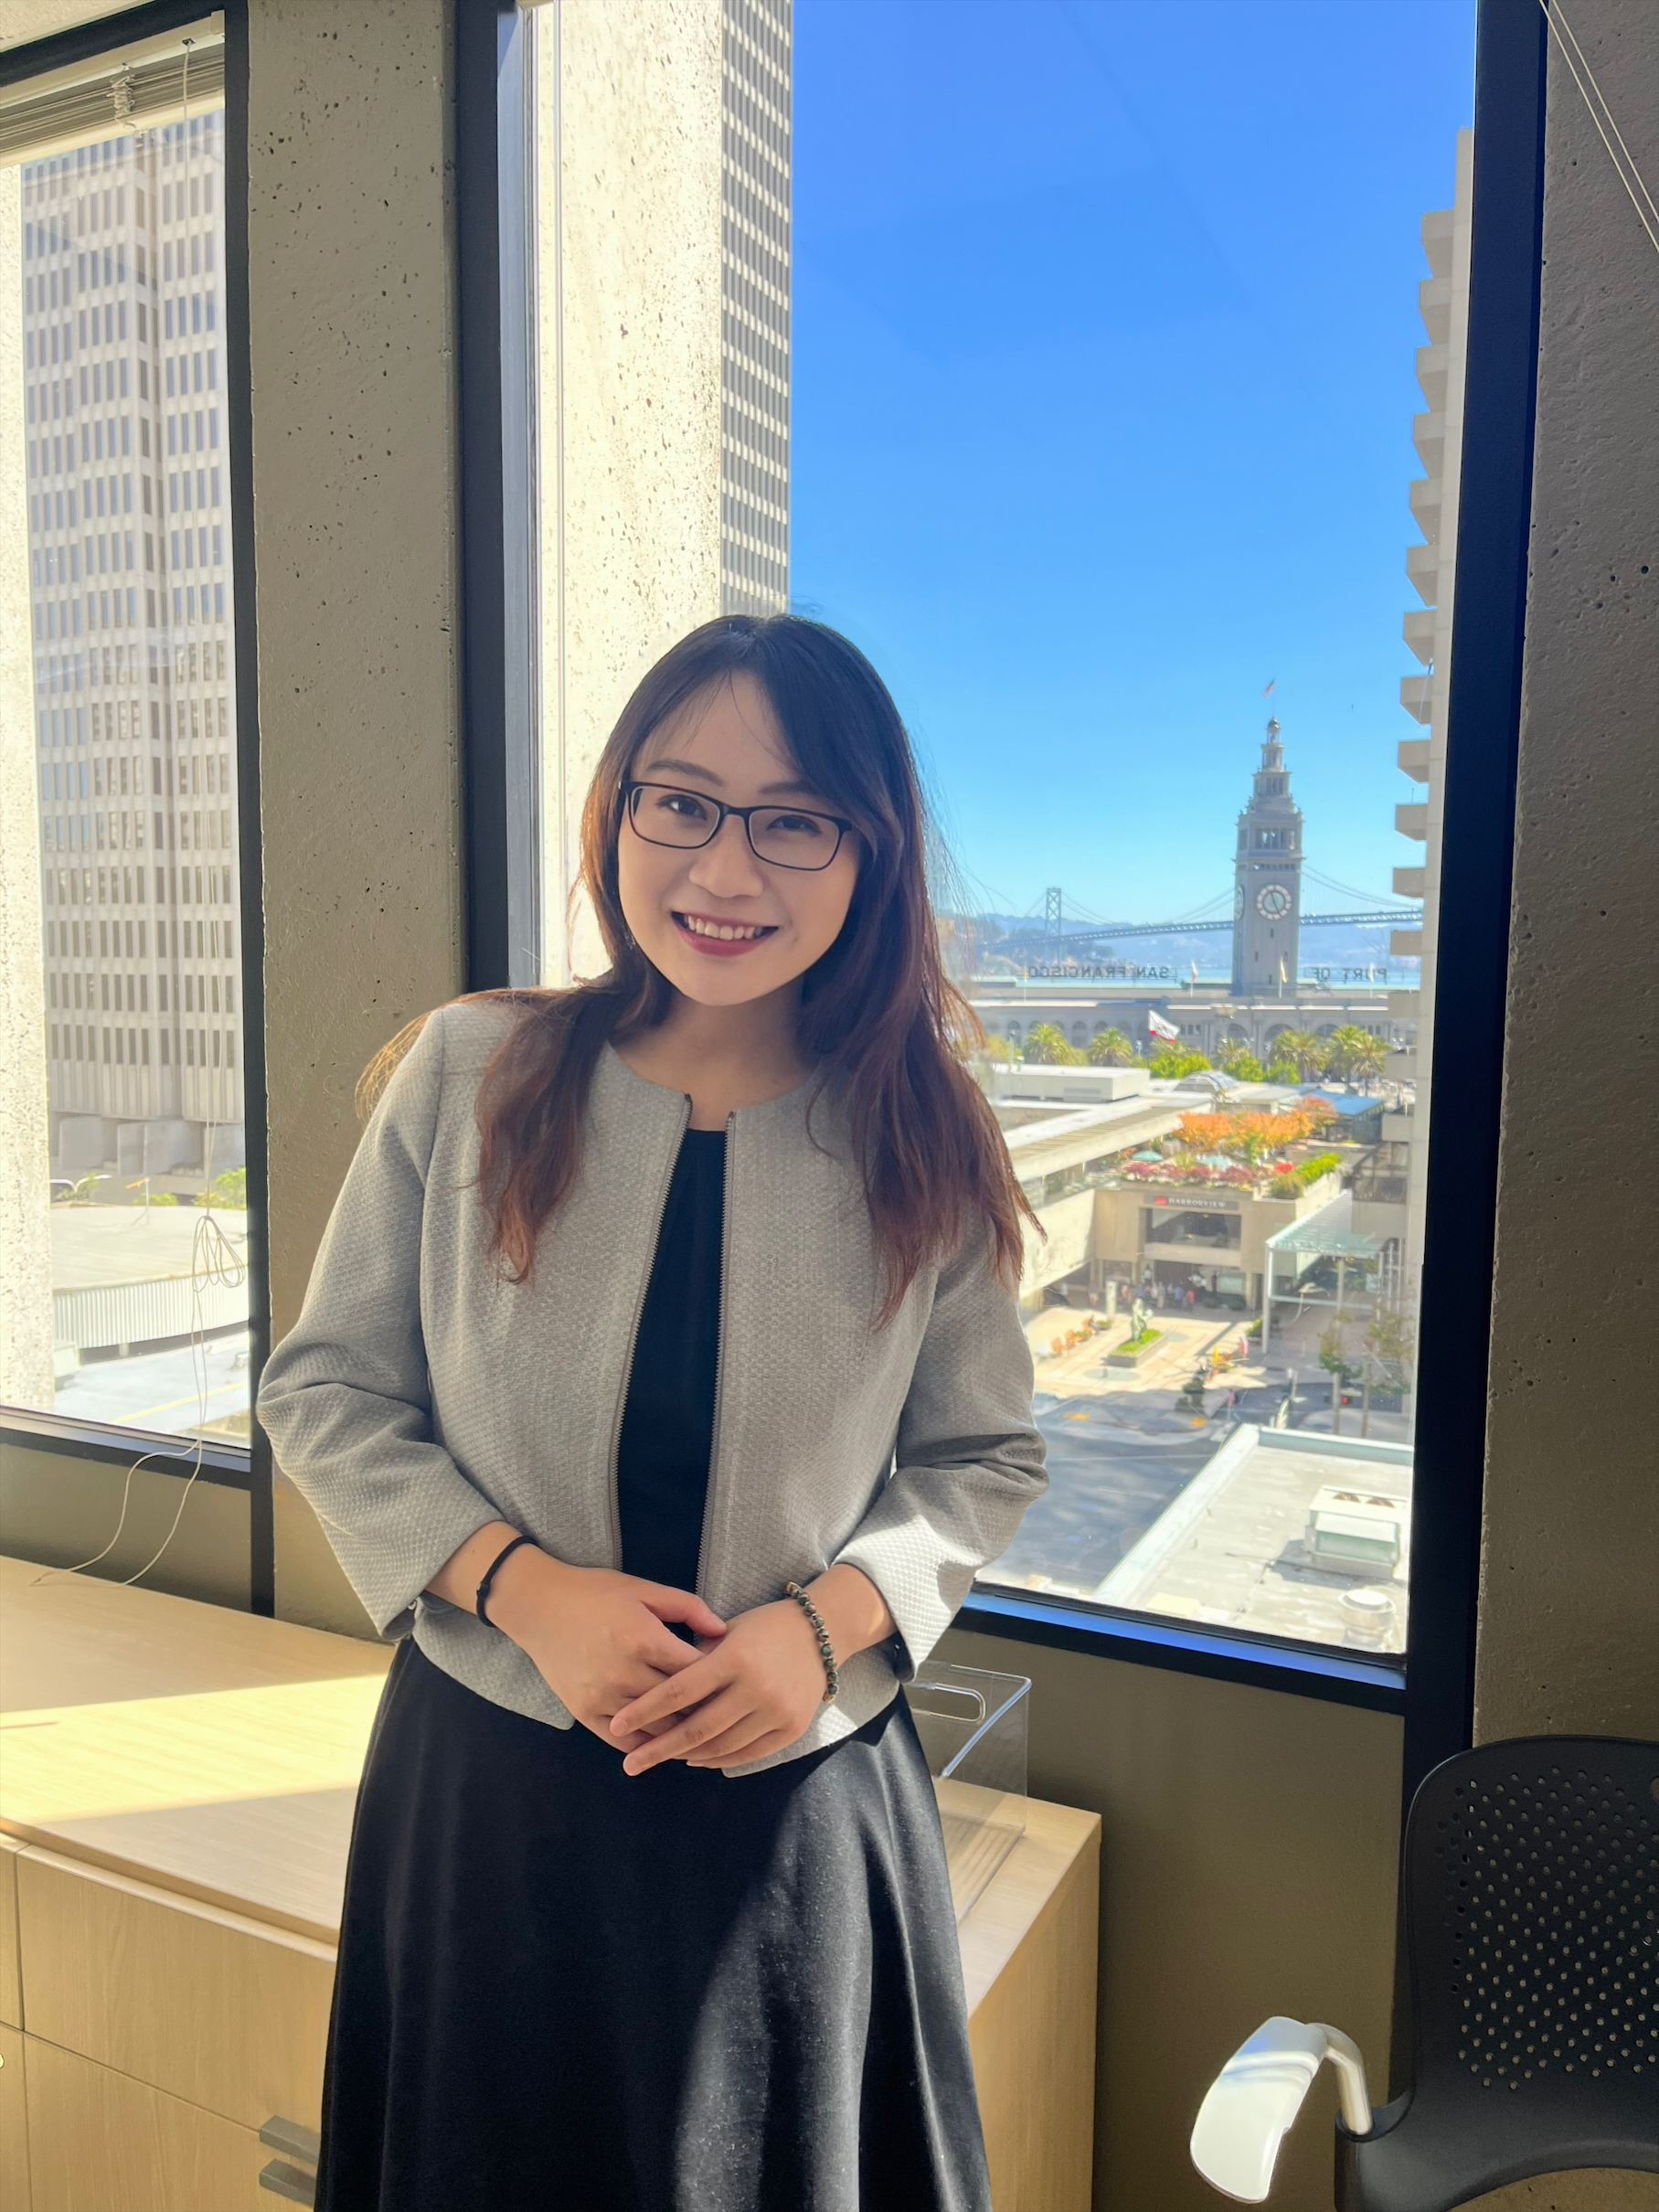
[[1090, 1425, 1410, 1653], [994, 1095, 1185, 1180], [49, 1204, 250, 1291]]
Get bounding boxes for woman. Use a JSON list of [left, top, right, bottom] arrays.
[[257, 613, 1047, 2211]]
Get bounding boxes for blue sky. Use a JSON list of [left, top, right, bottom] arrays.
[[789, 0, 1477, 923]]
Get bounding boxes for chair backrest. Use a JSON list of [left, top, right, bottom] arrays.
[[1341, 1736, 1659, 2212]]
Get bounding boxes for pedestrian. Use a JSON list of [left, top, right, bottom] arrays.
[[258, 615, 1048, 2212]]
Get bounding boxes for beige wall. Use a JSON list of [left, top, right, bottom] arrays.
[[0, 1440, 250, 1609], [938, 1622, 1403, 2212], [1474, 0, 1659, 1745], [248, 0, 464, 1630]]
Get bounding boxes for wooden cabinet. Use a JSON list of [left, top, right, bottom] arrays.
[[20, 2037, 265, 2212], [16, 1851, 334, 2135], [1, 2023, 31, 2212], [0, 1557, 1098, 2210]]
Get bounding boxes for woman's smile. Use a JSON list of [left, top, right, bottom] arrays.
[[672, 909, 781, 954]]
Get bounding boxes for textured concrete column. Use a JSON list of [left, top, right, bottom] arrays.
[[1476, 0, 1659, 1741], [0, 165, 57, 1414], [535, 0, 726, 981], [249, 0, 464, 1630]]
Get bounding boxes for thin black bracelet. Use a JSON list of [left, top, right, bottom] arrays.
[[784, 1580, 841, 1703], [475, 1532, 537, 1625]]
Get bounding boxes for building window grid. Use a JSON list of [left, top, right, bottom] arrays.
[[22, 112, 243, 1156], [718, 0, 792, 617]]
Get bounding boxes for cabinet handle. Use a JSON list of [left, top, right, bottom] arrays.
[[259, 2158, 316, 2205], [260, 2117, 322, 2166]]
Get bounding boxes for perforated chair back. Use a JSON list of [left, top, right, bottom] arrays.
[[1338, 1736, 1659, 2212]]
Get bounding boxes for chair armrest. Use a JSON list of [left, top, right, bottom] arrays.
[[1191, 2015, 1373, 2201]]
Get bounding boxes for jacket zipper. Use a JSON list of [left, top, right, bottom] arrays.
[[604, 1093, 692, 1567], [693, 1110, 737, 1601]]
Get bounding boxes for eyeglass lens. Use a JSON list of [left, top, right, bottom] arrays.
[[630, 784, 842, 870]]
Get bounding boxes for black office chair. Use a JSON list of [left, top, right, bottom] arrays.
[[1190, 1736, 1659, 2208]]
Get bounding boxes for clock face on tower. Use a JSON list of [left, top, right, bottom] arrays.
[[1256, 883, 1292, 920], [1234, 882, 1245, 918]]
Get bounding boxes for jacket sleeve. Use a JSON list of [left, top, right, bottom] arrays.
[[255, 1008, 502, 1637], [833, 1237, 1047, 1678]]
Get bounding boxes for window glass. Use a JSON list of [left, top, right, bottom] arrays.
[[521, 0, 1475, 1658], [2, 47, 251, 1448]]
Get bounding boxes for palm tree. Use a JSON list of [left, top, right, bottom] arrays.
[[1086, 1027, 1136, 1067], [1023, 1023, 1084, 1067], [1326, 1025, 1388, 1090], [1273, 1030, 1330, 1082]]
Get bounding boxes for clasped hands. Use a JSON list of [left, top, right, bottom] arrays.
[[484, 1547, 890, 1775]]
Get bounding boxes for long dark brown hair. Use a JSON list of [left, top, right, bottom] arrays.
[[361, 614, 1034, 1318]]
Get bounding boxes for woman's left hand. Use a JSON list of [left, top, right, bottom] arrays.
[[611, 1564, 896, 1774], [608, 1598, 827, 1773]]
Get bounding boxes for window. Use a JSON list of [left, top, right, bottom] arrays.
[[505, 5, 1479, 1671], [1, 32, 251, 1451]]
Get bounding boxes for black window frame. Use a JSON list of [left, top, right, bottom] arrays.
[[0, 0, 273, 1614]]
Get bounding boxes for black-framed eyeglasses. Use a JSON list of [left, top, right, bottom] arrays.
[[623, 781, 855, 872]]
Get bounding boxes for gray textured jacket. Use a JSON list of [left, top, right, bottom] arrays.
[[256, 1000, 1046, 1773]]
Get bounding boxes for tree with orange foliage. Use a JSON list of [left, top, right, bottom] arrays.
[[1175, 1106, 1327, 1169]]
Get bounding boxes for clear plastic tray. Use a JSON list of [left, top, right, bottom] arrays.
[[905, 1662, 1031, 1920]]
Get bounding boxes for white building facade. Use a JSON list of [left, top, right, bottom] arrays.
[[1390, 130, 1473, 1285], [24, 102, 243, 1182], [530, 0, 791, 980]]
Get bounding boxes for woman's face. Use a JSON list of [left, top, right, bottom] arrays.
[[617, 672, 861, 1009]]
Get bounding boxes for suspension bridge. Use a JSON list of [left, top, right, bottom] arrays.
[[998, 908, 1422, 948], [988, 879, 1421, 953]]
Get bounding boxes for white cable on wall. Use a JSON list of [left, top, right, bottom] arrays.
[[1540, 0, 1659, 261]]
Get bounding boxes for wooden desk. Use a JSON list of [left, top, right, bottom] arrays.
[[0, 1555, 1098, 2210]]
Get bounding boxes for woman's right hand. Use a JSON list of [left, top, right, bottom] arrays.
[[484, 1543, 727, 1749]]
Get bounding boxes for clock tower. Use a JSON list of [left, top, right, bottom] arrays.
[[1231, 718, 1303, 997]]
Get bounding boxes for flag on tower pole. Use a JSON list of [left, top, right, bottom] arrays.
[[1262, 677, 1276, 697], [1147, 1009, 1180, 1043]]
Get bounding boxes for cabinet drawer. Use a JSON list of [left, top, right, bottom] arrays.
[[16, 1850, 334, 2134], [2, 2022, 30, 2212], [23, 2036, 269, 2212]]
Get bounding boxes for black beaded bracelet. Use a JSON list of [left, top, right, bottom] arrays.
[[784, 1580, 841, 1703], [475, 1532, 536, 1625]]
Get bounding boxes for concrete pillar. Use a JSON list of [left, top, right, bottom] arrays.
[[250, 0, 465, 1631], [534, 0, 728, 982], [1475, 0, 1659, 1742], [0, 165, 57, 1414]]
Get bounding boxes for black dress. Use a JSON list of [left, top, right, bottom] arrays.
[[316, 1130, 991, 2212]]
